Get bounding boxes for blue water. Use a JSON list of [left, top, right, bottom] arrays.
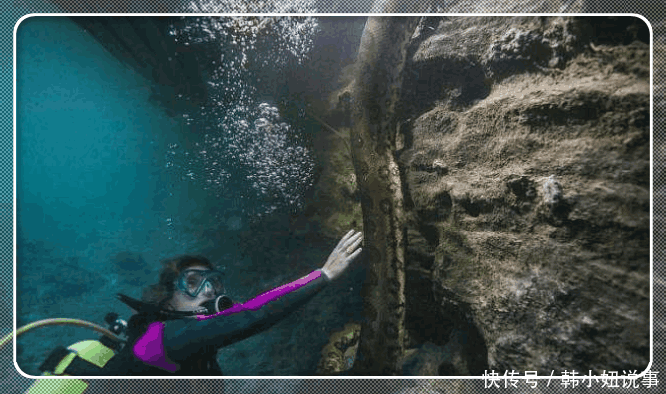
[[16, 16, 206, 373], [18, 17, 165, 242], [14, 15, 366, 377]]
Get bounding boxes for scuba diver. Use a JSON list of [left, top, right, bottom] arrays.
[[12, 229, 362, 381], [112, 228, 362, 376]]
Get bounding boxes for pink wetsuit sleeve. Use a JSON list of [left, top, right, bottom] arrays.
[[133, 269, 327, 370], [195, 269, 324, 320]]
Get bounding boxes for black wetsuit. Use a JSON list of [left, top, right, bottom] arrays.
[[101, 270, 329, 376]]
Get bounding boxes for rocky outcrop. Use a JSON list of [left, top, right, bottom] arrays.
[[69, 17, 208, 114], [339, 15, 649, 376]]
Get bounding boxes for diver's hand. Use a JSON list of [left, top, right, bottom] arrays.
[[321, 229, 363, 281]]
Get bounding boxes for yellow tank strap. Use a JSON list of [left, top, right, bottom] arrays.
[[53, 353, 77, 375], [25, 378, 88, 394], [41, 371, 71, 377], [67, 340, 115, 368]]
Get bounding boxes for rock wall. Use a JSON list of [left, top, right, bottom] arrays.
[[402, 15, 649, 375], [334, 15, 650, 376], [70, 17, 209, 114]]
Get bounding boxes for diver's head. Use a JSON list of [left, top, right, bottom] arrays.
[[142, 255, 225, 313], [170, 265, 225, 312]]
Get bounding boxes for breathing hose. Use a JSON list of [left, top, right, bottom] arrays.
[[0, 318, 123, 351]]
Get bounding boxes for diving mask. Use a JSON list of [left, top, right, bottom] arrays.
[[176, 269, 225, 298]]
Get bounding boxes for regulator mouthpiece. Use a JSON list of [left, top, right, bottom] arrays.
[[201, 295, 234, 314]]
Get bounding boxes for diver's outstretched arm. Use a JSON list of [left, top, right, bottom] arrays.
[[133, 229, 363, 372]]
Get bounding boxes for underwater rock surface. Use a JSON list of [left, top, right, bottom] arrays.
[[331, 15, 649, 376], [403, 16, 649, 375]]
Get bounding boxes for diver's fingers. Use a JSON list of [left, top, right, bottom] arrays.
[[346, 233, 363, 249], [344, 232, 362, 249], [338, 230, 359, 251], [349, 247, 362, 261], [348, 235, 363, 252], [338, 229, 356, 247]]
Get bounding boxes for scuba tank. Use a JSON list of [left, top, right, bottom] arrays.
[[2, 314, 127, 394], [5, 293, 235, 392]]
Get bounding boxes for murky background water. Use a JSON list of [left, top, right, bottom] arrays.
[[15, 15, 366, 376]]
